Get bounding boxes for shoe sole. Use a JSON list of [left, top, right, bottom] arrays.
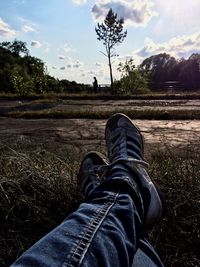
[[78, 151, 108, 180]]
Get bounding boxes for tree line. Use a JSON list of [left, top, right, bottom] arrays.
[[95, 8, 200, 94], [0, 39, 200, 96], [0, 40, 87, 96], [140, 52, 200, 91]]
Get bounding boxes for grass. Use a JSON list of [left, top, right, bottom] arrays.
[[0, 142, 200, 266], [1, 91, 200, 101], [149, 145, 200, 266], [7, 108, 200, 120], [0, 145, 83, 266], [2, 92, 200, 120]]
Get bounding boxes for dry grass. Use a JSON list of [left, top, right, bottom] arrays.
[[0, 145, 82, 266], [0, 142, 200, 266], [7, 109, 200, 120], [1, 91, 200, 101], [149, 145, 200, 266]]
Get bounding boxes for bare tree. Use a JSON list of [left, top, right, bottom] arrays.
[[95, 8, 127, 89]]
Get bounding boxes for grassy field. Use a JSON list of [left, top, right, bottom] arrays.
[[1, 93, 200, 266], [1, 91, 200, 101], [8, 108, 200, 120], [0, 141, 200, 267], [2, 96, 200, 120]]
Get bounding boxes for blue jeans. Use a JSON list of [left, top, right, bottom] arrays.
[[11, 174, 164, 267]]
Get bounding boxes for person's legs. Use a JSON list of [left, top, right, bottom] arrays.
[[11, 158, 143, 267], [105, 113, 165, 229], [11, 114, 165, 267]]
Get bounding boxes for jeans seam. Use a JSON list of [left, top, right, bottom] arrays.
[[63, 191, 119, 267]]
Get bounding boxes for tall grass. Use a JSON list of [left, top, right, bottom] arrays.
[[0, 146, 82, 266], [0, 143, 200, 266], [149, 145, 200, 266]]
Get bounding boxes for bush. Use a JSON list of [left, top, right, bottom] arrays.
[[113, 70, 149, 95], [11, 71, 34, 96], [114, 58, 150, 95]]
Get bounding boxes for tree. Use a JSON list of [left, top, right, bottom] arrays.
[[95, 8, 127, 89], [177, 54, 200, 90], [0, 40, 47, 94], [140, 53, 178, 89], [0, 40, 29, 56], [114, 59, 149, 95], [140, 53, 200, 90]]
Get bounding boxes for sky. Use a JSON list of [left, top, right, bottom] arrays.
[[0, 0, 200, 84]]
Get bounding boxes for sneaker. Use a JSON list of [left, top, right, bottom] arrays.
[[78, 151, 108, 197], [105, 113, 165, 228]]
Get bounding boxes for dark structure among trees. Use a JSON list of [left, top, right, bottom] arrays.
[[95, 8, 127, 89], [140, 53, 200, 91]]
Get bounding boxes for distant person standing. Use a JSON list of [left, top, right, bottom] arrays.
[[93, 77, 98, 93]]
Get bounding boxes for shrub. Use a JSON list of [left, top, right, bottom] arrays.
[[114, 58, 150, 95]]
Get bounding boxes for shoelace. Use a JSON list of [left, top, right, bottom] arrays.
[[97, 158, 149, 179]]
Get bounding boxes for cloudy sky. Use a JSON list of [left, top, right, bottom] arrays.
[[0, 0, 200, 84]]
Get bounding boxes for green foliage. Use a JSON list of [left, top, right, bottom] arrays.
[[118, 58, 136, 75], [0, 40, 89, 95], [95, 8, 127, 87], [1, 39, 29, 56], [114, 59, 149, 94], [10, 69, 35, 96], [0, 40, 47, 95]]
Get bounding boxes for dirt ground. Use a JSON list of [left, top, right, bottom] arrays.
[[1, 98, 200, 156], [1, 117, 200, 158]]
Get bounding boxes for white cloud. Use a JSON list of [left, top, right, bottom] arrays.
[[44, 47, 50, 53], [91, 0, 157, 27], [31, 40, 41, 48], [73, 60, 83, 68], [73, 64, 80, 68], [136, 32, 200, 59], [59, 55, 65, 60], [66, 58, 83, 68], [58, 59, 83, 71], [95, 62, 103, 67], [72, 0, 87, 5], [42, 42, 50, 53], [22, 25, 36, 33], [63, 43, 76, 53], [0, 18, 16, 37]]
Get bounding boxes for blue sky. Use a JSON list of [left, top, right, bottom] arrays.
[[0, 0, 200, 84]]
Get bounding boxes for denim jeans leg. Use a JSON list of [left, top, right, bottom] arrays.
[[11, 175, 163, 267]]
